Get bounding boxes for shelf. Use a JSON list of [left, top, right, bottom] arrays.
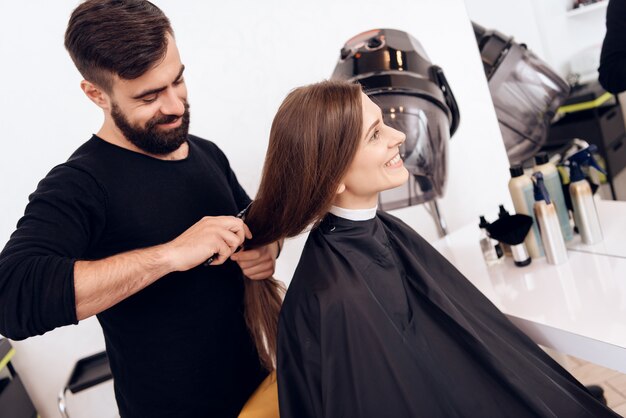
[[567, 1, 608, 17]]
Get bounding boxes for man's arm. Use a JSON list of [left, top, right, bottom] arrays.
[[0, 164, 250, 338], [0, 165, 105, 339], [74, 215, 250, 320]]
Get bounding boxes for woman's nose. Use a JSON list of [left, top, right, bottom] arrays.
[[388, 126, 406, 148]]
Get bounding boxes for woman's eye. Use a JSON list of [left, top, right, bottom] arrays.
[[370, 130, 380, 142]]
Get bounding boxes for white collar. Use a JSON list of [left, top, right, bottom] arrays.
[[329, 205, 377, 221]]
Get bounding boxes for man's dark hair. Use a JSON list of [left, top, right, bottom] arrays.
[[65, 0, 173, 92]]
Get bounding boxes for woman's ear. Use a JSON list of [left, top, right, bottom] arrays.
[[336, 183, 346, 194], [81, 80, 111, 110]]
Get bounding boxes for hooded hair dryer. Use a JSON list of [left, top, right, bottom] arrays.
[[331, 28, 460, 206], [472, 22, 570, 165]]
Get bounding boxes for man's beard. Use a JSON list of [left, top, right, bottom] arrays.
[[111, 101, 191, 155]]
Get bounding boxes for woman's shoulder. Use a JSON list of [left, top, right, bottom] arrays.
[[282, 227, 374, 315], [288, 230, 339, 293]]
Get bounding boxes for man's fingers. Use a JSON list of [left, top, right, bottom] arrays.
[[242, 222, 252, 240], [219, 230, 245, 252], [235, 259, 259, 269], [224, 218, 246, 242], [208, 240, 232, 265], [208, 229, 243, 265], [241, 260, 275, 279], [231, 248, 262, 262], [245, 269, 275, 280]]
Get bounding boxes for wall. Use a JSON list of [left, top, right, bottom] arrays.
[[465, 0, 609, 80], [0, 1, 509, 416], [463, 0, 548, 58]]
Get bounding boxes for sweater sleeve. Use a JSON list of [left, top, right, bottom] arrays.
[[599, 0, 626, 94], [0, 165, 106, 340]]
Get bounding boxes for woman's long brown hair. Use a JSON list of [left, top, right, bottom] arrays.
[[243, 80, 364, 371]]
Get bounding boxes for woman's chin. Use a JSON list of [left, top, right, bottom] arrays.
[[390, 166, 410, 189], [383, 166, 410, 191]]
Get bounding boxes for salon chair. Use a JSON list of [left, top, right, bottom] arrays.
[[58, 350, 113, 417]]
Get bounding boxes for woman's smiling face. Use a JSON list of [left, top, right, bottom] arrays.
[[335, 92, 409, 209]]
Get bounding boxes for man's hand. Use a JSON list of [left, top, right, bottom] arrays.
[[165, 216, 252, 271], [230, 240, 280, 280]]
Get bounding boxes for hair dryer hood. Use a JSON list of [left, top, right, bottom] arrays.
[[331, 28, 460, 203], [473, 22, 570, 165]]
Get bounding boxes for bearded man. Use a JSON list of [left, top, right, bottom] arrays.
[[0, 1, 280, 416]]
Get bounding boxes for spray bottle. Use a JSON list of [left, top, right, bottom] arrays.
[[497, 205, 512, 256], [567, 145, 605, 245], [534, 153, 573, 241], [508, 165, 544, 258], [532, 172, 568, 265]]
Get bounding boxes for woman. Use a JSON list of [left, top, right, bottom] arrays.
[[242, 81, 617, 417]]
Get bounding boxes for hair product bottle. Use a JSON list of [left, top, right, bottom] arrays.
[[497, 205, 512, 257], [508, 165, 544, 258], [567, 146, 605, 245], [532, 172, 568, 265], [534, 153, 573, 242], [478, 216, 504, 266]]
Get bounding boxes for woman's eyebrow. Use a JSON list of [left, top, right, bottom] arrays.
[[364, 119, 380, 137]]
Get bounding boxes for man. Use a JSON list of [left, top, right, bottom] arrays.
[[0, 1, 279, 416]]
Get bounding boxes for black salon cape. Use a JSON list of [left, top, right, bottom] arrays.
[[277, 212, 617, 418]]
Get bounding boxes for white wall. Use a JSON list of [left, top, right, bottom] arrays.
[[530, 0, 608, 80], [463, 0, 548, 59], [0, 1, 509, 417], [465, 0, 608, 80]]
